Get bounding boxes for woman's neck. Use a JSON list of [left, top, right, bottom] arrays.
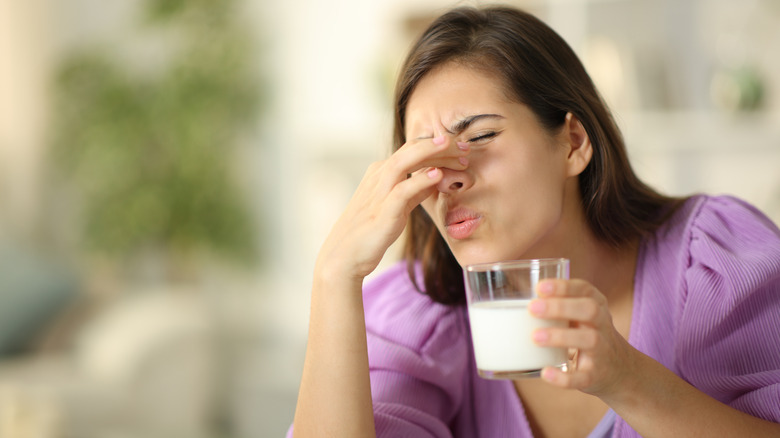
[[557, 181, 640, 302], [569, 232, 640, 301]]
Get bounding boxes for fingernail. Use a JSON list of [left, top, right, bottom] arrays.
[[432, 135, 446, 145], [459, 156, 469, 166], [427, 167, 440, 178], [532, 329, 548, 344], [541, 367, 556, 381], [457, 141, 470, 151], [529, 299, 546, 315], [538, 281, 554, 296]]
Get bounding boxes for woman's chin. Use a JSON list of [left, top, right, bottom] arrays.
[[451, 242, 541, 267], [452, 249, 512, 268]]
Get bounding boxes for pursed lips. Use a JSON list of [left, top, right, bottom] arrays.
[[444, 207, 482, 240]]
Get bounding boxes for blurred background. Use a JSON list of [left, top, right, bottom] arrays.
[[1, 0, 779, 437]]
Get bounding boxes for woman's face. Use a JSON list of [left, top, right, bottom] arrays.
[[405, 62, 582, 266]]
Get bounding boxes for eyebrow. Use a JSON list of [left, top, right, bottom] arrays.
[[413, 113, 504, 140], [448, 113, 504, 134]]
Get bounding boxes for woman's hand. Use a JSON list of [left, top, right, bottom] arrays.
[[528, 278, 780, 437], [316, 134, 469, 282], [296, 135, 469, 438], [528, 279, 637, 397]]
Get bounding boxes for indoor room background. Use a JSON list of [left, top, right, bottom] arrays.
[[1, 0, 779, 437]]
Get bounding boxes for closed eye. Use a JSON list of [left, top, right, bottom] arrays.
[[468, 131, 498, 144]]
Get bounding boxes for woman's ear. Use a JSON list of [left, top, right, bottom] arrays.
[[563, 112, 593, 177]]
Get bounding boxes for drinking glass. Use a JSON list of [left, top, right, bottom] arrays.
[[464, 258, 569, 379]]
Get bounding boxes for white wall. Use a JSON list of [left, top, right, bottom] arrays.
[[0, 1, 51, 240]]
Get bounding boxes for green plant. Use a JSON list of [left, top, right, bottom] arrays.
[[51, 0, 263, 270]]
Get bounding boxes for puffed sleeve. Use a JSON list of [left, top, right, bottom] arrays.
[[364, 263, 469, 437], [676, 196, 780, 421]]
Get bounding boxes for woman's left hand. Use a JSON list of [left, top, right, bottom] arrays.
[[529, 278, 638, 397]]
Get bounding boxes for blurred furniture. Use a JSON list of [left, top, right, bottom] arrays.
[[0, 288, 218, 438], [0, 242, 78, 356]]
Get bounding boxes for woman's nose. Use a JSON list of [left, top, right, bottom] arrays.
[[436, 168, 474, 194]]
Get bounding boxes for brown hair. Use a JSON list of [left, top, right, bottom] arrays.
[[393, 6, 682, 305]]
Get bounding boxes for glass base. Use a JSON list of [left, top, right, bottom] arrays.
[[478, 362, 568, 380]]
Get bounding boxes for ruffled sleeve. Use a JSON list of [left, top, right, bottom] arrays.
[[363, 262, 469, 437], [676, 195, 780, 421]]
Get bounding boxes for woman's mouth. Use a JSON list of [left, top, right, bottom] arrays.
[[445, 208, 482, 240]]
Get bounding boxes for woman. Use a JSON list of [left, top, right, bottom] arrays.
[[290, 6, 780, 437]]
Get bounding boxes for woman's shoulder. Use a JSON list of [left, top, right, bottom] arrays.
[[650, 193, 780, 315], [656, 194, 780, 260], [686, 194, 779, 238], [677, 194, 780, 268], [640, 194, 780, 319], [663, 197, 780, 417], [685, 195, 780, 305], [363, 261, 466, 353]]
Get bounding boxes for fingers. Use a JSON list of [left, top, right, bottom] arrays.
[[537, 279, 606, 303], [353, 134, 464, 218], [533, 325, 600, 350], [539, 365, 595, 389], [538, 332, 635, 394], [530, 278, 610, 323], [382, 167, 442, 217], [529, 296, 610, 326], [368, 135, 468, 201], [535, 297, 607, 324], [529, 280, 636, 394], [392, 135, 470, 177], [529, 278, 612, 352]]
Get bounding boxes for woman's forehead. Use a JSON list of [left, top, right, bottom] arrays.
[[405, 65, 508, 129]]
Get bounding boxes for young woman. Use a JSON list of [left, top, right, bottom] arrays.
[[290, 6, 780, 437]]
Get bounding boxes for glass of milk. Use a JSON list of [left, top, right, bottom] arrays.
[[464, 258, 569, 379]]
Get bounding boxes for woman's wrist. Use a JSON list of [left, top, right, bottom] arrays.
[[594, 345, 655, 410], [314, 255, 365, 286]]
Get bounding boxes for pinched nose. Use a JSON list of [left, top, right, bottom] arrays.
[[436, 168, 473, 194]]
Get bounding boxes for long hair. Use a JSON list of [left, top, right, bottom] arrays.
[[393, 6, 681, 305]]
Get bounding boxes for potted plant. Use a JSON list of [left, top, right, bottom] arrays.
[[49, 0, 264, 284]]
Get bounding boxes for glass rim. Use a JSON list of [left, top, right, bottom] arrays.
[[464, 258, 569, 273]]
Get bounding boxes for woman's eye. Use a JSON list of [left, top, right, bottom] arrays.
[[468, 131, 497, 143]]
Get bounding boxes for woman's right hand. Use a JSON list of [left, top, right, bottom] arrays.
[[296, 133, 468, 438], [315, 134, 469, 282]]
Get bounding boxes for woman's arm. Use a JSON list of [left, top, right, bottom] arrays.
[[599, 349, 780, 437], [293, 272, 375, 437], [292, 135, 469, 437], [531, 279, 780, 437]]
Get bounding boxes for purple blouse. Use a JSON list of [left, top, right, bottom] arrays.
[[288, 195, 780, 437]]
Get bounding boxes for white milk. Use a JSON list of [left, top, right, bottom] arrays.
[[468, 299, 566, 375]]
